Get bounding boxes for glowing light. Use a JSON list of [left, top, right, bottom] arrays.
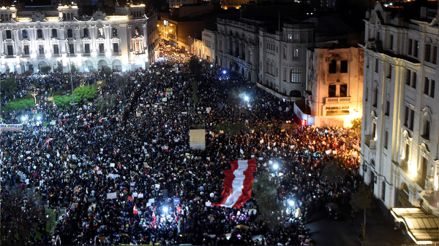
[[408, 160, 417, 180], [287, 199, 295, 207], [272, 162, 279, 171], [243, 95, 250, 103], [36, 115, 42, 121], [222, 69, 227, 75], [162, 206, 169, 214], [20, 115, 29, 123]]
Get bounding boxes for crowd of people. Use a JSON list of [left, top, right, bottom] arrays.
[[0, 41, 361, 245]]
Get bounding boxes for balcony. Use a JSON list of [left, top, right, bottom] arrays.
[[325, 97, 351, 104], [364, 134, 376, 149]]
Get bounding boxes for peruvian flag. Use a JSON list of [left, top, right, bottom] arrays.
[[133, 205, 139, 215], [214, 159, 257, 208]]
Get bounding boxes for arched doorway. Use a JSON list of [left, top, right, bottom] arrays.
[[97, 59, 108, 70], [38, 61, 51, 73], [85, 60, 94, 72], [112, 59, 122, 72]]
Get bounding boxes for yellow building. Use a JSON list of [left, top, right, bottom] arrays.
[[302, 47, 364, 127]]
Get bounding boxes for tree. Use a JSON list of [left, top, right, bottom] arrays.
[[1, 188, 48, 245], [253, 171, 282, 228], [350, 184, 373, 240], [0, 78, 18, 99]]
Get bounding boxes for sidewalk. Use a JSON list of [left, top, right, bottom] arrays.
[[306, 199, 412, 246]]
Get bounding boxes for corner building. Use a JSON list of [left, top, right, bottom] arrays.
[[360, 2, 439, 244]]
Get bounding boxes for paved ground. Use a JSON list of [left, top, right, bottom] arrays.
[[306, 200, 413, 246]]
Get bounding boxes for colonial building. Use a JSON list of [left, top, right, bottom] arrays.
[[0, 2, 158, 74], [360, 2, 439, 244], [215, 16, 260, 84], [302, 47, 364, 127], [215, 5, 354, 100]]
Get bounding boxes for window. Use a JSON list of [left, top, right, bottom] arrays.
[[328, 84, 336, 97], [372, 122, 377, 140], [425, 44, 431, 62], [68, 43, 74, 54], [375, 58, 379, 73], [405, 69, 411, 86], [389, 34, 393, 50], [433, 46, 437, 64], [53, 44, 59, 55], [422, 118, 430, 140], [384, 131, 388, 149], [83, 28, 89, 38], [419, 157, 428, 188], [408, 39, 413, 55], [282, 46, 286, 59], [414, 40, 419, 57], [405, 143, 410, 161], [67, 29, 73, 38], [387, 63, 392, 78], [290, 68, 301, 83], [113, 43, 119, 53], [340, 60, 348, 73], [293, 48, 299, 60], [22, 30, 28, 39], [424, 77, 430, 96], [5, 30, 12, 39], [7, 45, 13, 56], [385, 100, 390, 116], [381, 182, 386, 201], [373, 87, 378, 107], [406, 70, 417, 89], [404, 106, 414, 130], [23, 45, 29, 55], [340, 84, 347, 97], [287, 33, 293, 40], [99, 43, 105, 54], [84, 43, 90, 54], [38, 45, 44, 55], [329, 60, 336, 73], [112, 28, 118, 37], [52, 29, 57, 38], [37, 29, 43, 39], [365, 86, 368, 102]]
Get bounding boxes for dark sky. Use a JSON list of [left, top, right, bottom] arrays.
[[22, 0, 53, 5]]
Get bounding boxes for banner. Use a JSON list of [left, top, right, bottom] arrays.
[[189, 129, 206, 150]]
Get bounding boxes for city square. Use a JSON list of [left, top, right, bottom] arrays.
[[1, 0, 439, 245]]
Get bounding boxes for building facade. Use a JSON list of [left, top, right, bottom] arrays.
[[303, 47, 364, 127], [0, 2, 157, 74], [258, 23, 314, 99], [191, 29, 216, 63], [360, 2, 439, 243], [216, 17, 260, 83], [215, 17, 313, 99]]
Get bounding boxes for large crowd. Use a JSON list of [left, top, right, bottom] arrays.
[[0, 42, 361, 245]]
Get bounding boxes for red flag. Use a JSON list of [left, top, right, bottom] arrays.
[[133, 205, 139, 215], [214, 159, 257, 208]]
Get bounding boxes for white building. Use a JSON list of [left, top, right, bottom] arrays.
[[0, 2, 158, 74], [361, 2, 439, 244]]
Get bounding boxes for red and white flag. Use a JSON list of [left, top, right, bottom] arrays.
[[133, 205, 139, 215], [214, 159, 257, 208]]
